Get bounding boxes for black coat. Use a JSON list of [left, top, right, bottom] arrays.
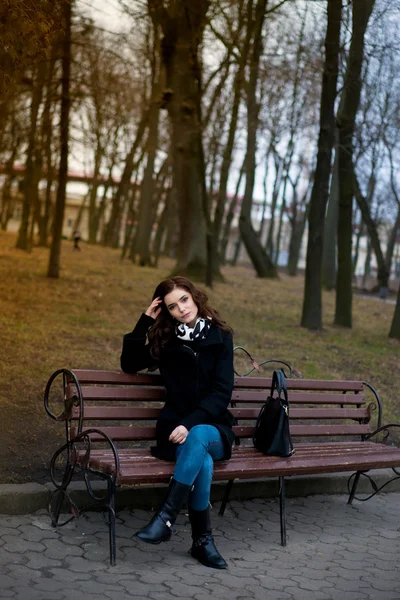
[[120, 313, 236, 461]]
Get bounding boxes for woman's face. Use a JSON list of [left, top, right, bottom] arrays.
[[164, 287, 199, 327]]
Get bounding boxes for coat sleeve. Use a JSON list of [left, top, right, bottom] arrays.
[[180, 332, 234, 431], [120, 313, 158, 374]]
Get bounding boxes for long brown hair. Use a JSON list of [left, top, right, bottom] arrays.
[[147, 276, 232, 359]]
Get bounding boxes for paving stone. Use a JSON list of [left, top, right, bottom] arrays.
[[24, 551, 63, 569], [282, 587, 332, 600], [362, 592, 400, 600], [0, 526, 20, 537], [104, 592, 148, 600], [0, 574, 19, 589], [42, 537, 84, 560], [12, 586, 61, 600], [289, 575, 335, 592], [63, 555, 106, 572], [245, 586, 292, 600], [0, 516, 31, 528], [324, 591, 370, 600], [48, 568, 89, 583], [5, 564, 44, 583], [2, 535, 45, 554], [19, 524, 58, 542], [32, 579, 77, 593], [119, 581, 167, 596], [140, 572, 182, 585], [75, 580, 126, 595]]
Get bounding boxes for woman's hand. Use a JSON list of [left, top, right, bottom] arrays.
[[145, 297, 162, 319], [169, 425, 189, 444]]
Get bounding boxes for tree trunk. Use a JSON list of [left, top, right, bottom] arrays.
[[220, 158, 245, 264], [104, 109, 148, 247], [300, 0, 341, 329], [16, 63, 45, 251], [385, 205, 400, 279], [362, 238, 372, 289], [47, 0, 72, 278], [352, 216, 362, 277], [353, 169, 388, 292], [38, 42, 57, 247], [150, 0, 211, 280], [335, 0, 375, 327], [287, 181, 311, 276], [274, 169, 291, 265], [153, 188, 170, 267], [135, 30, 161, 266], [322, 143, 339, 290], [87, 147, 102, 244], [258, 146, 271, 241], [265, 152, 283, 256], [214, 2, 252, 260], [0, 139, 20, 230], [389, 285, 400, 339], [239, 0, 277, 278]]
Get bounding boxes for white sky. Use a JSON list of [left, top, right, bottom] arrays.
[[77, 0, 128, 33]]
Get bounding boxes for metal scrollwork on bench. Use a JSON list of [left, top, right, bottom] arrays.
[[233, 346, 300, 378], [48, 428, 120, 527], [347, 423, 400, 502], [44, 368, 84, 435], [45, 369, 119, 533]]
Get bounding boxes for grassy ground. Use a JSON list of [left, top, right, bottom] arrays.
[[0, 231, 399, 484]]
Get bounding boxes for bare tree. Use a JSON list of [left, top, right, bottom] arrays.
[[300, 0, 341, 329], [239, 0, 277, 278], [47, 0, 72, 278], [335, 0, 375, 327]]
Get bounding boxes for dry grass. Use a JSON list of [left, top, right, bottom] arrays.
[[0, 231, 399, 483]]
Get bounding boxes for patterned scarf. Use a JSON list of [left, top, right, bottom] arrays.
[[175, 317, 211, 342]]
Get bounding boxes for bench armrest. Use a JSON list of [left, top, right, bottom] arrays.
[[364, 423, 400, 443], [44, 369, 84, 439], [49, 428, 120, 495], [363, 381, 383, 430], [233, 346, 298, 378]]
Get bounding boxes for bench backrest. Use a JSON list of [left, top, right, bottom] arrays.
[[65, 370, 374, 445]]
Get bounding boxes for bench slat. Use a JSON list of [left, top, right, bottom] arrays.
[[77, 442, 400, 484], [69, 370, 163, 385], [71, 406, 370, 421], [231, 392, 366, 405], [71, 387, 166, 401], [234, 378, 364, 391], [67, 386, 366, 406], [69, 370, 365, 393], [72, 422, 372, 441], [234, 424, 372, 437]]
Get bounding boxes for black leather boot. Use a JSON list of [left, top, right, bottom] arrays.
[[189, 506, 227, 569], [135, 479, 191, 544]]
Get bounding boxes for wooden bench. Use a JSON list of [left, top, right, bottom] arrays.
[[44, 366, 400, 565]]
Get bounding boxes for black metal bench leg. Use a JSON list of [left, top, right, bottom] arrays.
[[52, 490, 64, 526], [107, 479, 117, 566], [219, 479, 235, 516], [279, 476, 287, 547], [348, 471, 362, 505]]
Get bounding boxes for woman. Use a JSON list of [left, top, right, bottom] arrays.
[[120, 276, 235, 569]]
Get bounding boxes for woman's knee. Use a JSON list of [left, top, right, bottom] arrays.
[[186, 424, 213, 447]]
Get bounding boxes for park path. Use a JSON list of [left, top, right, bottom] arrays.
[[0, 493, 399, 600]]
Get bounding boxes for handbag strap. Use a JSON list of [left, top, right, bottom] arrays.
[[271, 369, 289, 410]]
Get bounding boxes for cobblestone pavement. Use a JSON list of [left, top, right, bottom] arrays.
[[0, 494, 399, 600]]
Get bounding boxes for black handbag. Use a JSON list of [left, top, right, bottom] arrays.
[[253, 369, 295, 457]]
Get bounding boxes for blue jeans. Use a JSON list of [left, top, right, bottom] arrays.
[[174, 425, 225, 511]]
